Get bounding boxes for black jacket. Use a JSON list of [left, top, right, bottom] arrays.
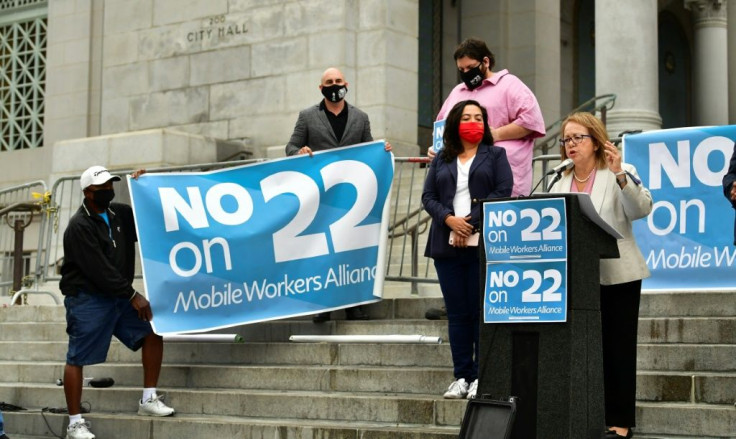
[[722, 142, 736, 245], [59, 201, 137, 297]]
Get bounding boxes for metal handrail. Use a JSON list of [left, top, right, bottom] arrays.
[[535, 94, 617, 176]]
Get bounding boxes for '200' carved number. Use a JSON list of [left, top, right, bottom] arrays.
[[260, 160, 380, 262]]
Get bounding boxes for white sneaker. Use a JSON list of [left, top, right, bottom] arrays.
[[443, 378, 468, 399], [67, 420, 95, 439], [467, 379, 478, 399], [138, 394, 175, 417]]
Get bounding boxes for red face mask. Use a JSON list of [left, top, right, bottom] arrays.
[[458, 121, 485, 144]]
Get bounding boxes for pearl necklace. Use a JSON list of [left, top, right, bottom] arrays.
[[573, 168, 595, 183]]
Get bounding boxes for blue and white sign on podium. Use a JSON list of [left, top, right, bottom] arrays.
[[482, 198, 568, 323]]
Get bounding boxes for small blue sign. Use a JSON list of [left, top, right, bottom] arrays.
[[484, 261, 567, 323], [432, 119, 445, 153], [483, 198, 567, 262], [482, 198, 568, 323]]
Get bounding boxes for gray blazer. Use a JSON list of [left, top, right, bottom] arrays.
[[285, 102, 373, 156], [549, 163, 652, 285]]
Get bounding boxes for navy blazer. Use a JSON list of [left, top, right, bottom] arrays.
[[422, 144, 513, 259], [721, 142, 736, 244], [285, 101, 372, 156]]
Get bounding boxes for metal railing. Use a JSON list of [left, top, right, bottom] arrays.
[[41, 159, 267, 287], [0, 180, 58, 304], [535, 94, 617, 176], [385, 157, 437, 294]]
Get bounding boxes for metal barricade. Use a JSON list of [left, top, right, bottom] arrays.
[[385, 157, 437, 295], [41, 159, 267, 288], [40, 158, 441, 298], [0, 180, 59, 304]]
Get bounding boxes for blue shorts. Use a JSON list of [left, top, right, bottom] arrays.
[[65, 291, 153, 366]]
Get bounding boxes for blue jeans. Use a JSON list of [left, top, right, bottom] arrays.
[[0, 408, 4, 435], [434, 254, 480, 382]]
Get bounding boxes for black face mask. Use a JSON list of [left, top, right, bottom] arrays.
[[321, 84, 347, 102], [92, 189, 115, 209], [461, 63, 485, 90]]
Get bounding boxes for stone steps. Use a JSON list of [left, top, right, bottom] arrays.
[[3, 411, 460, 439], [2, 292, 736, 438], [635, 402, 736, 438], [1, 340, 453, 367], [0, 361, 454, 395], [637, 343, 736, 371], [0, 384, 466, 426], [638, 317, 736, 344]]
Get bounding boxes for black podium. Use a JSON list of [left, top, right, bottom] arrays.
[[477, 194, 620, 439]]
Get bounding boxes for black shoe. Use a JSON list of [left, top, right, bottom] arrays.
[[312, 312, 331, 323], [345, 306, 369, 321], [604, 428, 633, 438], [425, 307, 447, 320], [0, 434, 10, 439]]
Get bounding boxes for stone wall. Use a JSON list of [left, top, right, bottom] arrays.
[[42, 0, 420, 160]]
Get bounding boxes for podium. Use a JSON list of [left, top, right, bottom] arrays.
[[477, 194, 620, 439]]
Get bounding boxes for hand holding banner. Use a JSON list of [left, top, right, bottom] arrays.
[[128, 141, 394, 334]]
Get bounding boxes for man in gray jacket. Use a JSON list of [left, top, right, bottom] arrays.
[[285, 67, 373, 157], [285, 67, 388, 322]]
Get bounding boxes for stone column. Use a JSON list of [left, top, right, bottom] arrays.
[[595, 0, 661, 136], [686, 0, 729, 126], [728, 0, 736, 123]]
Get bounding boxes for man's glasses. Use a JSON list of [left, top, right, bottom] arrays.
[[559, 134, 592, 147]]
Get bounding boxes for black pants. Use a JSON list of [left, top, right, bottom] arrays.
[[600, 280, 642, 427]]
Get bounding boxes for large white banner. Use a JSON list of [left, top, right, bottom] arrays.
[[128, 141, 394, 334], [624, 126, 736, 291]]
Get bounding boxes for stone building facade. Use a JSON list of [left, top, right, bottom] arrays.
[[0, 0, 735, 187]]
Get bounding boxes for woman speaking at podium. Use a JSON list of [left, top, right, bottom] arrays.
[[548, 112, 652, 439], [422, 100, 513, 400]]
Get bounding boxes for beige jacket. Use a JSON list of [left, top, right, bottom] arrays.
[[549, 163, 652, 285]]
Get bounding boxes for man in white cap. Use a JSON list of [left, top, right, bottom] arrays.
[[59, 166, 174, 439]]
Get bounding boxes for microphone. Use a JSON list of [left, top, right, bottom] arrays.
[[546, 158, 574, 176], [529, 158, 574, 196]]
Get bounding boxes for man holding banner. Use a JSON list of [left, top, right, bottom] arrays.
[[60, 166, 175, 439], [285, 66, 390, 323]]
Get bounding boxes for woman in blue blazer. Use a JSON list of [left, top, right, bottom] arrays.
[[422, 100, 513, 399]]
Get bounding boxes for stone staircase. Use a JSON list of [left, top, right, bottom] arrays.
[[0, 298, 464, 439], [2, 292, 736, 438], [636, 291, 736, 439]]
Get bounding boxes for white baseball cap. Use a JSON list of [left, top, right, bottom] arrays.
[[80, 166, 121, 191]]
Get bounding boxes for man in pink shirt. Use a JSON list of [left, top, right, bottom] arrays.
[[433, 38, 546, 197]]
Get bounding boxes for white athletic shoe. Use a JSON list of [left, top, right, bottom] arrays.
[[138, 394, 175, 417], [66, 420, 95, 439], [443, 378, 469, 399], [467, 379, 478, 399]]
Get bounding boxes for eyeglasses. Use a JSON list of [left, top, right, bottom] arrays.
[[559, 134, 592, 147]]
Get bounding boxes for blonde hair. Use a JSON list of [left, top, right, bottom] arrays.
[[559, 112, 609, 170]]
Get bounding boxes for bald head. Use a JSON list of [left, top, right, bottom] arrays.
[[320, 68, 347, 87]]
